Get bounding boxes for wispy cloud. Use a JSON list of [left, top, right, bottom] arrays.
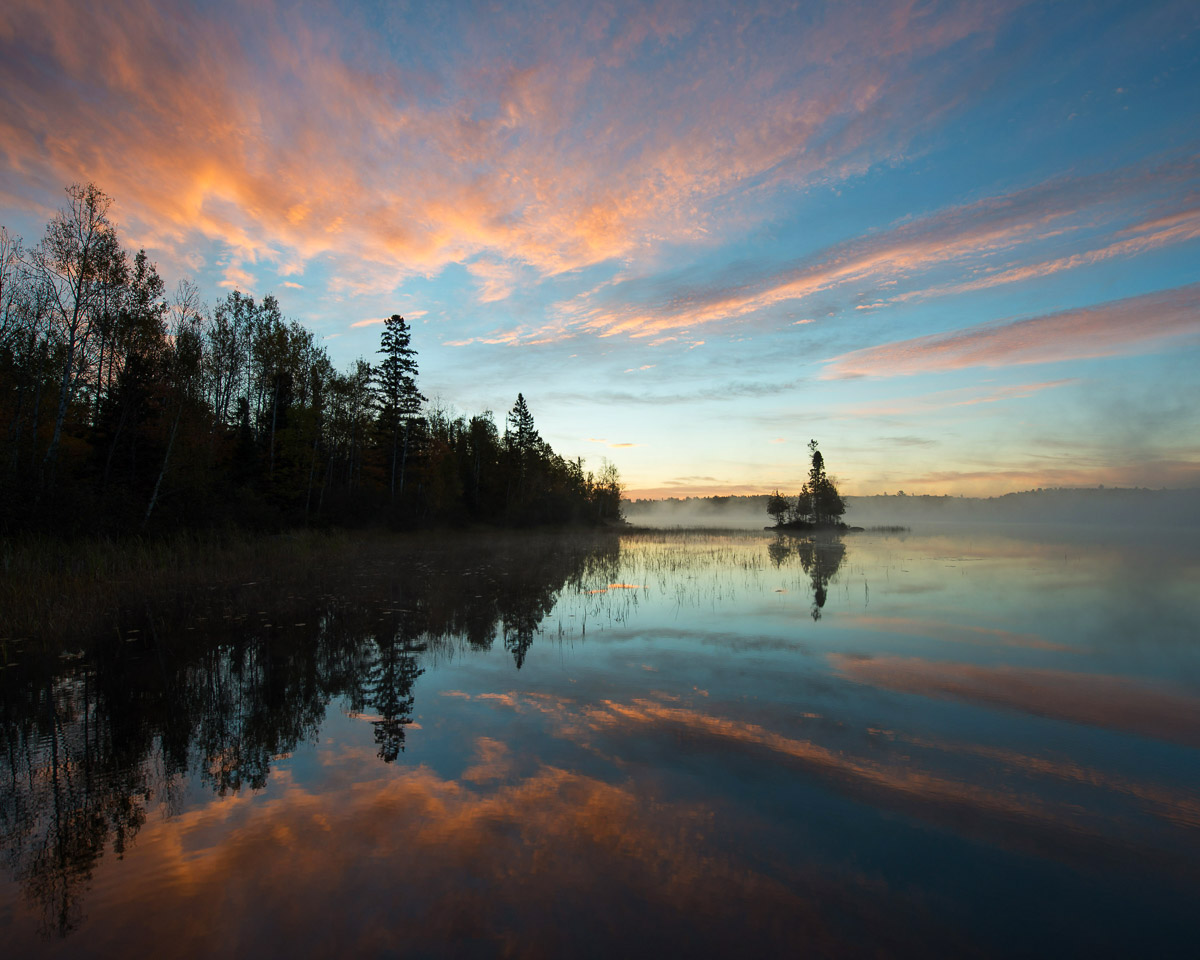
[[217, 263, 257, 291], [824, 284, 1200, 379], [845, 379, 1076, 416], [0, 0, 1019, 301], [887, 204, 1200, 304], [466, 258, 520, 303], [870, 460, 1200, 493], [539, 161, 1200, 340]]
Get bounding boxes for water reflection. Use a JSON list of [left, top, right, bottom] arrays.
[[768, 531, 847, 619], [0, 533, 618, 938], [2, 527, 1199, 957]]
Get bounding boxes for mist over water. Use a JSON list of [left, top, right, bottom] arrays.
[[624, 487, 1200, 531], [2, 524, 1198, 957]]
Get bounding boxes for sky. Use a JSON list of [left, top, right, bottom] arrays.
[[1, 0, 1197, 498]]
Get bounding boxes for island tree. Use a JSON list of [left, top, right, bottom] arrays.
[[768, 440, 846, 528], [767, 489, 791, 527], [803, 439, 845, 525]]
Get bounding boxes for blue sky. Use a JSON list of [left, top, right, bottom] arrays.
[[1, 0, 1197, 496]]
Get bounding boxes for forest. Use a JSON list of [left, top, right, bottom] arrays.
[[0, 184, 623, 535]]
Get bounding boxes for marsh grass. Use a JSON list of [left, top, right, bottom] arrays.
[[0, 527, 624, 654], [0, 525, 827, 663], [0, 529, 342, 648]]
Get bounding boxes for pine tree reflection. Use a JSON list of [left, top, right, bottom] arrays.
[[0, 533, 618, 938], [770, 533, 848, 620], [354, 633, 425, 762], [767, 538, 792, 568]]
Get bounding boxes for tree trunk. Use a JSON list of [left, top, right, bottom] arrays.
[[399, 420, 409, 496], [43, 272, 89, 477], [43, 333, 76, 478], [143, 406, 181, 530], [390, 421, 398, 501], [101, 402, 131, 487], [269, 378, 279, 479], [305, 433, 319, 522]]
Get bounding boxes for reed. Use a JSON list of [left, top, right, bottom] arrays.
[[0, 528, 354, 645], [0, 526, 623, 650]]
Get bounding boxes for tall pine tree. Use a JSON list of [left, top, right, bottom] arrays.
[[374, 315, 425, 501]]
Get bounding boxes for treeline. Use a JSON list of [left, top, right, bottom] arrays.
[[0, 184, 622, 534]]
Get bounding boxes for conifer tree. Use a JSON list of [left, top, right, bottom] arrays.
[[374, 315, 425, 501], [803, 439, 845, 526]]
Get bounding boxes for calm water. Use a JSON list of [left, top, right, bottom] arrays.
[[2, 526, 1198, 957]]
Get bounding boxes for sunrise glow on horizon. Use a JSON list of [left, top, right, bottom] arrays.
[[2, 0, 1197, 498]]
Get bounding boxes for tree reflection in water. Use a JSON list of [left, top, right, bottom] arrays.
[[769, 532, 848, 620], [0, 533, 619, 938]]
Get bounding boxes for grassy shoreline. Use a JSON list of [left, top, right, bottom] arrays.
[[1, 528, 347, 645], [0, 525, 623, 648]]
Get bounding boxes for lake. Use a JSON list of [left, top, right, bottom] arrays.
[[2, 525, 1198, 957]]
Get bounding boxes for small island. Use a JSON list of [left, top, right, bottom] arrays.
[[766, 440, 858, 531]]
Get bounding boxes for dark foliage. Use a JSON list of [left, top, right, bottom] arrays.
[[768, 440, 846, 529], [0, 185, 622, 535]]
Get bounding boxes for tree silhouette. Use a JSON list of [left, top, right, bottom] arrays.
[[0, 184, 622, 533], [796, 535, 847, 620], [767, 489, 790, 527], [374, 314, 425, 501], [805, 440, 845, 526], [770, 441, 845, 528]]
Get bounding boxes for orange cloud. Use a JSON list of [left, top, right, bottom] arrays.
[[466, 258, 520, 303], [823, 284, 1200, 379], [0, 0, 1020, 305], [32, 752, 965, 957]]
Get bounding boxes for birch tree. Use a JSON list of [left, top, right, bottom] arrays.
[[33, 183, 125, 476]]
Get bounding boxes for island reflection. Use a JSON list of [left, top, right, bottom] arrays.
[[768, 531, 848, 619]]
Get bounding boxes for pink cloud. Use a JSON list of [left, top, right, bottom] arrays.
[[846, 379, 1076, 416], [890, 205, 1200, 303], [542, 163, 1200, 341], [0, 0, 1019, 301], [824, 284, 1200, 379]]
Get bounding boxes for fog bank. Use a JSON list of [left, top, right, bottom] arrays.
[[623, 488, 1200, 530]]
